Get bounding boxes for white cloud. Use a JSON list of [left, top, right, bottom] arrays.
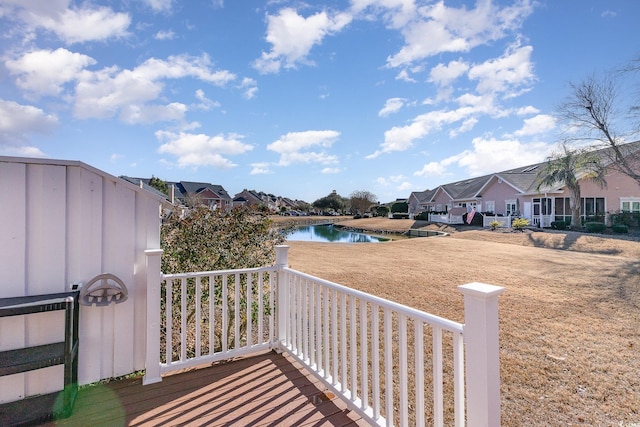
[[253, 8, 352, 74], [74, 54, 235, 121], [415, 136, 553, 178], [267, 130, 340, 166], [120, 102, 187, 124], [154, 30, 175, 40], [239, 77, 258, 99], [250, 162, 272, 175], [386, 0, 534, 68], [513, 114, 556, 137], [144, 0, 174, 13], [6, 48, 96, 97], [468, 44, 535, 97], [321, 167, 341, 174], [4, 2, 131, 44], [156, 130, 253, 169], [378, 97, 406, 117], [0, 99, 58, 145], [368, 107, 478, 158]]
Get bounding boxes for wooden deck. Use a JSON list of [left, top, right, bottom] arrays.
[[39, 351, 367, 427]]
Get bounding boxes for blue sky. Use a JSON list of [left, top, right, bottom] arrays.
[[1, 1, 638, 203]]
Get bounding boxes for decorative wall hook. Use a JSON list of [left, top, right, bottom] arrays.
[[79, 273, 128, 306]]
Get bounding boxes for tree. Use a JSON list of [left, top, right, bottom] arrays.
[[148, 175, 169, 194], [312, 191, 346, 212], [161, 205, 286, 355], [557, 56, 640, 185], [536, 143, 607, 228], [349, 190, 377, 214]]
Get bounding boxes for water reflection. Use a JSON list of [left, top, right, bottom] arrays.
[[285, 224, 389, 243]]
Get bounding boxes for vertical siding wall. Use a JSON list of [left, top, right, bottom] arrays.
[[0, 158, 161, 403]]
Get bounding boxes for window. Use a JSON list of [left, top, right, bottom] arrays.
[[485, 201, 495, 214], [506, 200, 517, 216], [554, 197, 571, 223], [621, 199, 640, 212], [581, 197, 605, 221]]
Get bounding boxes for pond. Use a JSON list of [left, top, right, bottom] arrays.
[[285, 224, 390, 243]]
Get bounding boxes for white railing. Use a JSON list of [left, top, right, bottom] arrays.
[[483, 214, 512, 229], [144, 247, 505, 427], [428, 213, 465, 225]]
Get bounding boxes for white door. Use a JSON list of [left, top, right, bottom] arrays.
[[523, 202, 532, 220]]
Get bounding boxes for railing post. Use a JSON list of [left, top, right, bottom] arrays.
[[458, 282, 505, 427], [274, 245, 290, 353], [143, 249, 163, 385]]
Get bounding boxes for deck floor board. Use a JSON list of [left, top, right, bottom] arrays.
[[38, 351, 366, 427]]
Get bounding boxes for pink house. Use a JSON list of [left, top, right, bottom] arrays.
[[409, 141, 640, 228]]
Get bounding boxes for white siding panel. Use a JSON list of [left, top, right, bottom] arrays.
[[103, 179, 136, 378], [0, 161, 27, 403], [25, 164, 67, 397], [66, 166, 104, 385]]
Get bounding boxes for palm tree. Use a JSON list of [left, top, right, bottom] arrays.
[[537, 143, 607, 228]]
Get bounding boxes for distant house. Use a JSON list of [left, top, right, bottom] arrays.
[[120, 177, 232, 211], [233, 189, 301, 213], [409, 141, 640, 227]]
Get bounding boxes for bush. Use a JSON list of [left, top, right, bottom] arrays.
[[511, 217, 529, 231], [415, 211, 430, 221], [376, 206, 389, 217], [390, 201, 408, 213], [489, 220, 501, 231], [612, 224, 629, 234], [584, 221, 606, 233], [353, 214, 362, 219], [391, 213, 410, 219], [550, 221, 567, 230]]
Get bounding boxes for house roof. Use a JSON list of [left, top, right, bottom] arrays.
[[408, 140, 640, 204]]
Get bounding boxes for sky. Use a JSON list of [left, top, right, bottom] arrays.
[[1, 1, 638, 203]]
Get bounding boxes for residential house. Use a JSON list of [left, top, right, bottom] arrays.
[[120, 177, 233, 211], [409, 141, 640, 227]]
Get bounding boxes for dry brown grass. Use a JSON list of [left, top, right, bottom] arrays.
[[275, 216, 640, 426]]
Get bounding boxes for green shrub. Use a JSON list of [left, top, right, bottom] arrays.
[[584, 221, 606, 233], [390, 201, 408, 213], [416, 211, 430, 221], [612, 224, 629, 234], [391, 213, 410, 219], [550, 221, 567, 230], [511, 217, 529, 231], [376, 206, 389, 217], [353, 214, 362, 219], [489, 220, 501, 231]]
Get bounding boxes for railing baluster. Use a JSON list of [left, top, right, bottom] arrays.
[[309, 280, 316, 367], [350, 295, 357, 402], [302, 277, 308, 362], [453, 332, 465, 427], [222, 274, 228, 352], [209, 275, 215, 355], [246, 272, 252, 347], [315, 283, 322, 372], [360, 299, 368, 411], [234, 273, 240, 349], [181, 277, 187, 361], [268, 271, 274, 345], [195, 276, 201, 358], [433, 326, 444, 426], [340, 291, 347, 393], [331, 289, 338, 386], [399, 313, 408, 426], [371, 303, 380, 421], [258, 271, 264, 346], [415, 320, 425, 427], [323, 287, 330, 380], [166, 279, 173, 364], [384, 308, 393, 426]]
